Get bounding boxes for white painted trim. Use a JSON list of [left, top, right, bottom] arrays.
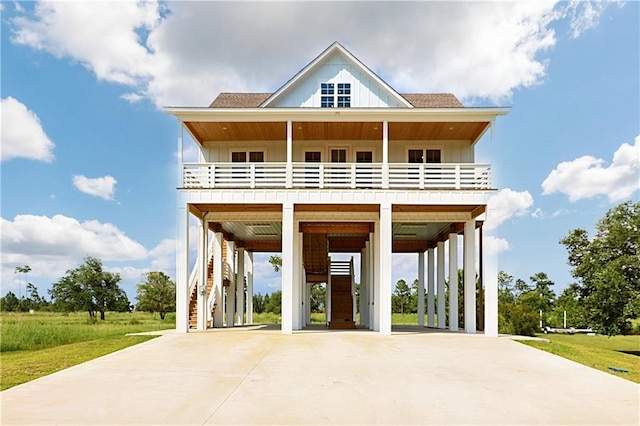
[[448, 233, 459, 332]]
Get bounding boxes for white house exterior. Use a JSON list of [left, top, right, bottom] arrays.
[[167, 42, 508, 335]]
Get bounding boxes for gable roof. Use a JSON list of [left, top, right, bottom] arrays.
[[260, 41, 414, 108], [209, 92, 463, 108]]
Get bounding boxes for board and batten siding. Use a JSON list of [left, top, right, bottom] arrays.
[[272, 52, 403, 108]]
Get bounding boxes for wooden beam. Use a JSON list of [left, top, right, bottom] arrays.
[[295, 204, 379, 213], [471, 205, 486, 218], [299, 222, 374, 234], [200, 203, 282, 213], [392, 204, 484, 214], [329, 237, 368, 252], [243, 241, 282, 252], [393, 241, 429, 253], [306, 274, 328, 283]]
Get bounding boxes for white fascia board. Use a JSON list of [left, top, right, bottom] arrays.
[[164, 107, 510, 123]]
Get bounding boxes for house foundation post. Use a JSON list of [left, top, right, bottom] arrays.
[[484, 210, 499, 337], [464, 220, 476, 333], [281, 202, 294, 334], [225, 240, 236, 327], [360, 245, 368, 327], [212, 231, 224, 327], [236, 247, 245, 326], [176, 205, 189, 333], [246, 251, 254, 324], [448, 232, 459, 331], [427, 247, 435, 327], [437, 241, 446, 329], [197, 218, 209, 330], [293, 227, 302, 330], [417, 251, 425, 326], [379, 203, 392, 335]]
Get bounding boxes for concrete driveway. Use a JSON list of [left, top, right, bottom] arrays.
[[1, 326, 638, 425]]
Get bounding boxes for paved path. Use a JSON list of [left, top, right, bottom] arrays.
[[2, 326, 638, 425]]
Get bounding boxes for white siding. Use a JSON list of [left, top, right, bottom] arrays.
[[273, 52, 403, 108], [202, 141, 287, 162]]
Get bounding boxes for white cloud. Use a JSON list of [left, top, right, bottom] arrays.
[[485, 236, 510, 256], [486, 189, 535, 230], [542, 135, 640, 202], [0, 214, 148, 289], [564, 0, 622, 39], [1, 96, 55, 162], [72, 175, 117, 200], [8, 1, 618, 108]]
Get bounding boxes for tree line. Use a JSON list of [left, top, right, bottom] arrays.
[[1, 257, 176, 320]]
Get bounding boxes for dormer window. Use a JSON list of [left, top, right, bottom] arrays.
[[321, 82, 350, 108]]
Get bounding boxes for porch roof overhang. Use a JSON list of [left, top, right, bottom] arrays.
[[165, 107, 509, 145]]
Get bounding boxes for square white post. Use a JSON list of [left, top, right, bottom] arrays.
[[379, 203, 392, 335], [212, 232, 224, 327], [382, 121, 389, 188], [286, 121, 293, 188], [225, 240, 236, 327], [360, 246, 368, 327], [448, 232, 459, 331], [437, 241, 446, 329], [417, 251, 425, 326], [372, 223, 380, 331], [197, 218, 209, 331], [281, 202, 294, 334], [236, 247, 245, 326], [464, 220, 477, 334], [292, 227, 302, 330], [246, 251, 254, 324], [176, 205, 189, 333], [427, 247, 435, 327]]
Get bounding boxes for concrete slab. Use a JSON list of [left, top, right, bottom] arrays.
[[2, 326, 638, 425]]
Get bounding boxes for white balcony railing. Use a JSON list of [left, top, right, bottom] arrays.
[[182, 162, 491, 190]]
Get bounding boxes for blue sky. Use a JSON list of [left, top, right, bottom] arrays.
[[1, 1, 638, 303]]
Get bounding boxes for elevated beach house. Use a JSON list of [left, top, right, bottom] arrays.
[[166, 42, 508, 335]]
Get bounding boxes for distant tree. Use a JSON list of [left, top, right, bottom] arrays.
[[264, 290, 282, 314], [561, 201, 640, 335], [253, 293, 265, 314], [310, 283, 326, 313], [393, 279, 412, 314], [0, 291, 20, 312], [550, 283, 589, 328], [14, 265, 31, 299], [136, 271, 176, 319], [49, 257, 130, 320]]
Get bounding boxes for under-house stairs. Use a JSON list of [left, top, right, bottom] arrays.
[[188, 238, 228, 328], [303, 233, 355, 329]]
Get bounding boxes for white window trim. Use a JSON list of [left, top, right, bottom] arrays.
[[228, 148, 267, 162], [405, 145, 444, 163]]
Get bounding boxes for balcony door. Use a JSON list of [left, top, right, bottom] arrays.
[[329, 148, 348, 187]]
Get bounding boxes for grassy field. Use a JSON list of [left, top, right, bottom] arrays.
[[521, 334, 640, 383], [0, 311, 175, 390]]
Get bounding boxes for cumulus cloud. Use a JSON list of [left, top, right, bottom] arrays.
[[542, 135, 640, 202], [486, 188, 535, 230], [1, 96, 55, 162], [8, 1, 619, 108], [72, 175, 117, 200], [485, 236, 510, 256], [0, 214, 148, 289]]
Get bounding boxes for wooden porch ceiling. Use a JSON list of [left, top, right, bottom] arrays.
[[184, 121, 490, 143]]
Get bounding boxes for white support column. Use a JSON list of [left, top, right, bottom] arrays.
[[417, 251, 425, 327], [281, 202, 294, 334], [484, 209, 499, 337], [372, 224, 380, 331], [176, 205, 189, 333], [427, 247, 435, 327], [448, 232, 459, 332], [236, 247, 245, 326], [197, 218, 208, 331], [246, 251, 254, 324], [293, 227, 302, 330], [305, 282, 311, 326], [225, 240, 236, 327], [369, 236, 375, 330], [379, 203, 392, 335], [360, 246, 368, 327], [464, 220, 477, 334], [437, 241, 446, 329], [212, 232, 224, 327]]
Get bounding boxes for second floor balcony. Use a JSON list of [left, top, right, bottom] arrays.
[[182, 162, 492, 190]]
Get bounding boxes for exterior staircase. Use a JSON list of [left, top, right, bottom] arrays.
[[303, 233, 329, 282], [328, 259, 356, 329], [189, 237, 228, 328]]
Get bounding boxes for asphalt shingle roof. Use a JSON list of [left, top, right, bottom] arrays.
[[209, 92, 463, 108]]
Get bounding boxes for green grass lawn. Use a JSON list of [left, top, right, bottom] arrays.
[[521, 333, 640, 383], [0, 311, 175, 390]]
